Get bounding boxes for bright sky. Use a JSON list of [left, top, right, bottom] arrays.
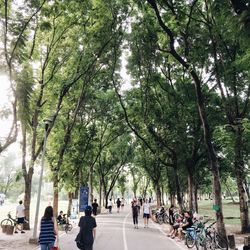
[[0, 75, 11, 106], [0, 74, 14, 138]]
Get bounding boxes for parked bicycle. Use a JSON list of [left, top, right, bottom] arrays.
[[1, 213, 28, 232], [57, 217, 73, 233], [185, 220, 228, 250], [155, 207, 166, 225]]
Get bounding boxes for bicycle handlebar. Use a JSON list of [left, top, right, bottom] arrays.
[[206, 221, 216, 229]]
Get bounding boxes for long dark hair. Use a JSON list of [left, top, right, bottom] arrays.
[[43, 206, 54, 220]]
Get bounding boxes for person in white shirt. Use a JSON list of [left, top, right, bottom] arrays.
[[142, 199, 151, 228], [15, 200, 25, 233], [107, 199, 113, 213]]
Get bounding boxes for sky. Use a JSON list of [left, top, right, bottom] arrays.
[[0, 74, 13, 137]]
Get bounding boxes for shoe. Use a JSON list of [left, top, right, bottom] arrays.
[[21, 231, 25, 233], [14, 231, 18, 233]]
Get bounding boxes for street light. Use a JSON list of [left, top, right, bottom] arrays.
[[30, 118, 52, 243]]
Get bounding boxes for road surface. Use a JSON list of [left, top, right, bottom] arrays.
[[56, 206, 184, 250]]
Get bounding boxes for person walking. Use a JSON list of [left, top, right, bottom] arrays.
[[131, 200, 139, 229], [121, 197, 125, 211], [107, 199, 112, 213], [75, 206, 97, 250], [15, 200, 25, 233], [116, 198, 121, 213], [92, 199, 99, 216], [39, 206, 58, 250], [142, 199, 151, 228]]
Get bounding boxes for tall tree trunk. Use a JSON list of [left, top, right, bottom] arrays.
[[53, 173, 59, 217], [21, 125, 31, 230], [24, 173, 32, 230], [146, 0, 226, 237], [234, 127, 250, 233], [224, 182, 236, 204], [187, 160, 195, 212], [161, 185, 165, 205], [67, 192, 73, 217], [172, 166, 183, 210], [155, 182, 162, 206], [88, 164, 94, 205], [99, 178, 102, 209], [194, 184, 198, 213], [170, 194, 175, 206], [244, 179, 250, 201]]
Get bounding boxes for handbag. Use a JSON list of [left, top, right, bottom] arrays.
[[51, 247, 59, 250], [75, 229, 85, 250]]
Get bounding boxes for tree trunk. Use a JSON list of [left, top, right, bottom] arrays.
[[161, 185, 165, 205], [191, 70, 226, 238], [194, 184, 198, 213], [155, 182, 162, 206], [53, 173, 59, 217], [88, 164, 94, 204], [234, 126, 250, 233], [244, 179, 250, 201], [173, 165, 183, 210], [67, 192, 73, 217], [170, 194, 175, 206], [187, 160, 195, 212], [224, 182, 237, 204], [145, 0, 226, 237], [21, 126, 31, 230], [133, 186, 137, 198], [24, 173, 32, 230], [99, 178, 102, 209]]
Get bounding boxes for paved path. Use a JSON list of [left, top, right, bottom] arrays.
[[57, 206, 184, 250]]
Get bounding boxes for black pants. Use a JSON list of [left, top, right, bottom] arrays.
[[133, 214, 138, 224]]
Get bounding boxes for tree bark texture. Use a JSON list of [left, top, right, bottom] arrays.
[[53, 173, 59, 217], [234, 126, 250, 233]]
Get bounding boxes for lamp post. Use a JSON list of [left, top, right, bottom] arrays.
[[30, 118, 52, 243]]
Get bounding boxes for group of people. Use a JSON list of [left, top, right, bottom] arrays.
[[39, 205, 97, 250], [167, 205, 194, 241], [14, 196, 155, 250], [107, 197, 125, 213], [131, 198, 152, 229]]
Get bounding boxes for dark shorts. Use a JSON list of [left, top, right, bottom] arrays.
[[17, 217, 25, 224], [143, 213, 150, 219]]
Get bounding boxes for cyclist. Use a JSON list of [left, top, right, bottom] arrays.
[[15, 200, 25, 233]]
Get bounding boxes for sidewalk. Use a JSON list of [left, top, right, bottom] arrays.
[[0, 230, 36, 250], [0, 220, 78, 250]]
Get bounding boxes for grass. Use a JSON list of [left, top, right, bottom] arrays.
[[0, 198, 68, 227], [198, 200, 240, 225]]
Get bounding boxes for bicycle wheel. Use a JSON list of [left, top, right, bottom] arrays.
[[215, 234, 228, 250], [163, 214, 169, 224], [186, 232, 196, 248], [1, 219, 13, 227], [157, 215, 164, 225], [65, 224, 73, 233]]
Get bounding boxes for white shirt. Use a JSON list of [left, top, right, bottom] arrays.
[[108, 200, 112, 206], [16, 204, 25, 218], [143, 203, 150, 214]]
